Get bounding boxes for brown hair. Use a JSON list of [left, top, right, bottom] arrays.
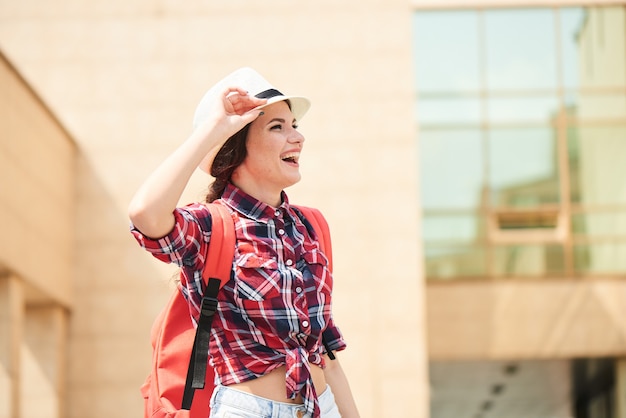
[[205, 123, 251, 202]]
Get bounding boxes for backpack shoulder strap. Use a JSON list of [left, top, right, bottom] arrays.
[[293, 205, 333, 271], [182, 202, 235, 410], [292, 205, 337, 360], [204, 203, 236, 286]]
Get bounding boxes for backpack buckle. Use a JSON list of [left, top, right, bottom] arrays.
[[200, 296, 218, 317]]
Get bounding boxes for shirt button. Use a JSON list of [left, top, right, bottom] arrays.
[[302, 320, 309, 327], [275, 210, 281, 216], [286, 259, 293, 266], [278, 229, 285, 235], [295, 286, 302, 293]]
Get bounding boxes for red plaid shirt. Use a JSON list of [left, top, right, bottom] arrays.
[[131, 184, 346, 417]]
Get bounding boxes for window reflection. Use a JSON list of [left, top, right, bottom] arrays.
[[489, 128, 560, 207], [574, 243, 626, 274], [572, 211, 626, 237], [560, 8, 586, 89], [413, 11, 480, 93], [419, 129, 484, 210], [569, 125, 626, 205], [577, 7, 626, 89], [487, 96, 559, 124], [417, 96, 482, 125], [484, 9, 557, 91], [425, 245, 486, 279], [575, 93, 626, 120], [422, 213, 485, 243], [493, 245, 564, 277], [414, 6, 626, 279]]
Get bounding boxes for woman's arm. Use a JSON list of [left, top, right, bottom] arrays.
[[323, 354, 360, 418], [128, 87, 265, 238]]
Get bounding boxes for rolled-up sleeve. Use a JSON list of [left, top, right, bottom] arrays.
[[130, 203, 212, 270], [322, 321, 347, 354]]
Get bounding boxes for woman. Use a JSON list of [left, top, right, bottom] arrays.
[[129, 68, 360, 418]]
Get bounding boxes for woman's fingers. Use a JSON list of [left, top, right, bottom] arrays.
[[222, 87, 267, 115]]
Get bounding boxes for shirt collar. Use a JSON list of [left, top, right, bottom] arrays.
[[220, 183, 290, 223]]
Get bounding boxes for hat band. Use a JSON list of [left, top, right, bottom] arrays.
[[255, 88, 284, 99]]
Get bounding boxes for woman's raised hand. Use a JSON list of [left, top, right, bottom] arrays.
[[204, 87, 267, 136], [128, 86, 266, 238], [223, 87, 267, 116]]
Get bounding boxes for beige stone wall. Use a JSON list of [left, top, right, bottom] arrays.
[[0, 53, 75, 307], [0, 52, 74, 418], [0, 1, 428, 417], [427, 278, 626, 360]]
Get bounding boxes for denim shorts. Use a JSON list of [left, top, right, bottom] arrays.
[[209, 384, 342, 418]]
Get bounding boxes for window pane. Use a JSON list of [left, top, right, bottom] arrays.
[[576, 7, 626, 89], [487, 96, 560, 124], [417, 97, 482, 125], [419, 129, 484, 210], [425, 245, 486, 279], [422, 213, 484, 243], [485, 9, 557, 91], [494, 245, 565, 276], [568, 125, 626, 205], [574, 92, 626, 120], [574, 243, 626, 274], [560, 7, 586, 89], [572, 211, 626, 237], [413, 11, 480, 93], [489, 128, 560, 207]]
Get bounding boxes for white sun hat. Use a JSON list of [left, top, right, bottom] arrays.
[[193, 67, 311, 173]]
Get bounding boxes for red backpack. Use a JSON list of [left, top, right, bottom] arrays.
[[141, 203, 334, 418]]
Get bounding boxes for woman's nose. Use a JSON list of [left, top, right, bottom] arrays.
[[290, 129, 305, 144]]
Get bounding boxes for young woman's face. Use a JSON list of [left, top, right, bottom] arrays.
[[233, 101, 305, 197]]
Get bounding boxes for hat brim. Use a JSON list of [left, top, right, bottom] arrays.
[[256, 95, 310, 122], [198, 95, 310, 174]]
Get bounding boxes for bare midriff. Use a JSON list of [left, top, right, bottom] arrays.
[[228, 364, 326, 404]]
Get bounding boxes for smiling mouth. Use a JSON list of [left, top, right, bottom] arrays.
[[281, 153, 300, 164]]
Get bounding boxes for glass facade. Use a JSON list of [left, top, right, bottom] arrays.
[[413, 6, 626, 280]]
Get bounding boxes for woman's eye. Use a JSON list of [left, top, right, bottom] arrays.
[[270, 124, 282, 130], [292, 124, 299, 129]]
